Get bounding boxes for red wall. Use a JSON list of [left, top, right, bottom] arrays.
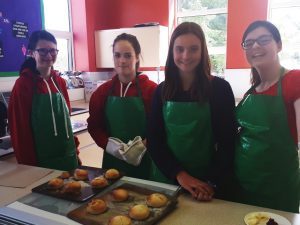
[[72, 0, 270, 71], [71, 0, 169, 72], [226, 0, 269, 69]]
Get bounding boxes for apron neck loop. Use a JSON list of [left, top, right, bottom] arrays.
[[277, 66, 285, 96], [108, 74, 142, 98], [238, 66, 286, 107]]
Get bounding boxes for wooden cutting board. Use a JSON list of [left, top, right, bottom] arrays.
[[0, 161, 52, 188]]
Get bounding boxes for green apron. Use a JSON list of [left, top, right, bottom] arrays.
[[151, 101, 214, 184], [31, 79, 78, 170], [235, 73, 300, 213], [104, 77, 151, 179]]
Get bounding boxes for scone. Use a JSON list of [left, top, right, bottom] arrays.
[[129, 204, 150, 220], [90, 176, 109, 188], [108, 215, 132, 225], [146, 193, 168, 208], [105, 169, 120, 179], [111, 188, 129, 202], [74, 168, 88, 180], [48, 178, 64, 189], [60, 171, 71, 179], [86, 199, 107, 215], [63, 181, 81, 194]]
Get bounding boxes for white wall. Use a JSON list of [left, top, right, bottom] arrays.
[[224, 69, 251, 99]]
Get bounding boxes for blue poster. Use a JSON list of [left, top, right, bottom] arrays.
[[0, 0, 42, 75]]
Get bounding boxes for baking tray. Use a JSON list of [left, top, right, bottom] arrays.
[[67, 183, 178, 225], [32, 166, 123, 202]]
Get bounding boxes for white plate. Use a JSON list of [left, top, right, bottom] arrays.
[[244, 211, 291, 225]]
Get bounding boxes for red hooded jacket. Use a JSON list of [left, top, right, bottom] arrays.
[[8, 68, 78, 166], [87, 74, 157, 149]]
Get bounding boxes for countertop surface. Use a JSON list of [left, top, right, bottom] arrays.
[[0, 155, 299, 225]]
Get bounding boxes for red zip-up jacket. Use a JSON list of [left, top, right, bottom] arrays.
[[87, 74, 157, 149], [8, 68, 79, 166]]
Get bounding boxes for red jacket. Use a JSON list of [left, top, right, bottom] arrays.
[[8, 68, 75, 166], [87, 74, 157, 149]]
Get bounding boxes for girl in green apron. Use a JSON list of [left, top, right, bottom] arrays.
[[87, 33, 157, 179], [9, 30, 79, 170], [236, 20, 300, 213], [147, 22, 236, 201]]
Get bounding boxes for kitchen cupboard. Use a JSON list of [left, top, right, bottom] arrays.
[[95, 25, 168, 68]]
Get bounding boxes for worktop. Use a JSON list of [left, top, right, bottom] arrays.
[[0, 155, 299, 225]]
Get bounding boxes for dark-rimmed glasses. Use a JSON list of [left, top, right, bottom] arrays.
[[241, 35, 273, 50], [34, 48, 59, 56]]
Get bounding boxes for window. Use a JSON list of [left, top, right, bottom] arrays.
[[43, 0, 73, 72], [269, 0, 300, 69], [176, 0, 228, 76]]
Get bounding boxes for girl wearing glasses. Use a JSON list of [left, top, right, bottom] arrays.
[[87, 33, 157, 179], [8, 30, 79, 170], [235, 20, 300, 212], [147, 22, 236, 201]]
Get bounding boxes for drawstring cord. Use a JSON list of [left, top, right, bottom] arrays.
[[51, 77, 70, 139], [43, 79, 58, 136], [120, 81, 132, 97]]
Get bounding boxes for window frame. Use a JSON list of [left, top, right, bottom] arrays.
[[43, 0, 74, 71]]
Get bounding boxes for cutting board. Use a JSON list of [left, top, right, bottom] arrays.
[[0, 161, 53, 188]]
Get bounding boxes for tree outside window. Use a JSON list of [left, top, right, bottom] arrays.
[[177, 0, 227, 76], [269, 0, 300, 69]]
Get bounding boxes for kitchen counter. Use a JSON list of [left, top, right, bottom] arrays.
[[0, 155, 299, 225]]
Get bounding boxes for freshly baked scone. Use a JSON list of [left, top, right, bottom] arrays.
[[60, 171, 71, 179], [48, 178, 64, 189], [108, 215, 132, 225], [74, 169, 88, 180], [105, 169, 120, 179], [63, 181, 81, 194], [90, 176, 109, 188], [111, 188, 129, 202], [146, 193, 168, 208], [129, 204, 150, 220], [86, 199, 107, 215]]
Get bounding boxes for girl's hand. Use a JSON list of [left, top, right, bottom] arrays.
[[176, 171, 214, 201]]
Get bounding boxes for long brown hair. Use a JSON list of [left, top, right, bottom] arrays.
[[242, 20, 282, 87], [162, 22, 211, 102]]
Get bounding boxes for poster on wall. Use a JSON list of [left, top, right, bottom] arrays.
[[0, 0, 42, 75]]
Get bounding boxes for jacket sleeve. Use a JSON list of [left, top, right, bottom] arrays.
[[208, 78, 237, 187], [87, 85, 110, 149], [8, 78, 37, 166], [147, 84, 184, 181]]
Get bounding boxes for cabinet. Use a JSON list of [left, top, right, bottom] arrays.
[[95, 25, 169, 68]]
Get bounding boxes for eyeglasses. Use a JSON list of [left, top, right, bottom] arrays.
[[241, 35, 273, 50], [34, 48, 59, 56]]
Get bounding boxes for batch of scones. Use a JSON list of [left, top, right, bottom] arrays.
[[48, 168, 169, 223], [47, 168, 119, 193]]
